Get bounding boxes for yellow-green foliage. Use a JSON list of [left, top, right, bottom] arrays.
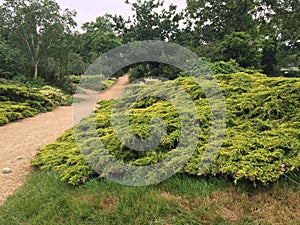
[[68, 75, 81, 84], [31, 129, 93, 185], [32, 72, 300, 185], [0, 84, 69, 125], [39, 86, 68, 106]]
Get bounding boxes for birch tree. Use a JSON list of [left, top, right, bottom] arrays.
[[1, 0, 76, 79]]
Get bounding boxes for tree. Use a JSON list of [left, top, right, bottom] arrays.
[[0, 37, 22, 79], [219, 32, 261, 68], [186, 0, 258, 43], [261, 39, 277, 75], [67, 52, 86, 75], [245, 0, 299, 72], [185, 0, 259, 62], [186, 0, 299, 73], [1, 0, 76, 79], [108, 0, 184, 80], [111, 0, 183, 43], [79, 15, 121, 64]]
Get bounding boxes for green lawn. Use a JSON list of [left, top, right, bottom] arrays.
[[0, 171, 299, 225]]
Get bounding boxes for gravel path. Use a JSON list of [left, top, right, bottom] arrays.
[[0, 75, 129, 204]]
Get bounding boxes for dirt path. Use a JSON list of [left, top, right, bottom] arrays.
[[0, 75, 129, 204]]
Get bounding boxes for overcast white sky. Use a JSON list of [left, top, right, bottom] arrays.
[[0, 0, 187, 30], [55, 0, 187, 30]]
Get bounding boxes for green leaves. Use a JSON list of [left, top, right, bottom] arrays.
[[0, 39, 22, 79], [0, 84, 69, 125], [1, 0, 77, 79], [186, 0, 300, 74], [111, 0, 183, 43], [219, 32, 262, 69], [186, 0, 257, 42], [80, 15, 121, 64], [32, 72, 300, 186]]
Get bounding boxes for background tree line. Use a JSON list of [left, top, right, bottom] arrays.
[[0, 0, 299, 89]]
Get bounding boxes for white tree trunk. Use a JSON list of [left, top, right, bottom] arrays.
[[34, 62, 38, 79]]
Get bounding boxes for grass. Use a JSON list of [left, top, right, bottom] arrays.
[[0, 171, 299, 225]]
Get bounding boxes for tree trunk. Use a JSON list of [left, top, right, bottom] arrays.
[[34, 62, 38, 79]]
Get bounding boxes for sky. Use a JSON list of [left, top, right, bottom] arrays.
[[55, 0, 187, 30]]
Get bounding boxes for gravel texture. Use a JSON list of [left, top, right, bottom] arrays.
[[0, 75, 128, 204]]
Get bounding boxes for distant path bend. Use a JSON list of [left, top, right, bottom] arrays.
[[0, 75, 129, 204]]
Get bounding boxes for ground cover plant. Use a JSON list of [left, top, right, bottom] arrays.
[[0, 84, 69, 125], [32, 71, 300, 186]]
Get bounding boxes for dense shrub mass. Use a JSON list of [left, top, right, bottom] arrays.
[[32, 71, 300, 186], [208, 59, 240, 75], [0, 84, 69, 125]]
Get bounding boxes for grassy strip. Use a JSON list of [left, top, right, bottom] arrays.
[[0, 171, 299, 225]]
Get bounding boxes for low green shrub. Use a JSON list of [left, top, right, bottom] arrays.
[[0, 84, 69, 125], [32, 72, 300, 186], [68, 75, 81, 84], [0, 78, 8, 84], [208, 59, 240, 74], [129, 59, 241, 82], [129, 63, 181, 82], [10, 75, 48, 88], [39, 86, 68, 106], [0, 101, 38, 125]]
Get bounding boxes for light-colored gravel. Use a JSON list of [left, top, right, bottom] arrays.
[[0, 75, 128, 204]]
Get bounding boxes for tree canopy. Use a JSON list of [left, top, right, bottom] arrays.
[[186, 0, 300, 73], [1, 0, 76, 79], [0, 0, 299, 83], [110, 0, 183, 43]]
